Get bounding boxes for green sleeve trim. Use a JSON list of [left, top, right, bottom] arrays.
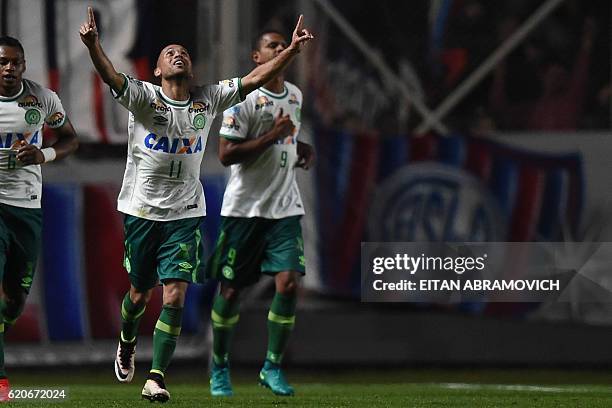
[[220, 134, 245, 142], [113, 73, 129, 99], [238, 77, 245, 101]]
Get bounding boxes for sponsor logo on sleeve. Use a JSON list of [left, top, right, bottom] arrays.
[[222, 116, 240, 130], [45, 112, 64, 127], [127, 75, 144, 87], [288, 93, 300, 105], [220, 79, 235, 88]]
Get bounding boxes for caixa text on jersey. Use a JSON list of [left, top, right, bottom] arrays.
[[144, 133, 203, 154]]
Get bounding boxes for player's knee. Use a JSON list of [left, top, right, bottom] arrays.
[[219, 285, 240, 302], [162, 281, 188, 307], [129, 287, 153, 306], [276, 274, 299, 296], [4, 291, 26, 320]]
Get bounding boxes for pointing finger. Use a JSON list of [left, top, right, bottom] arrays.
[[295, 14, 304, 32], [88, 6, 95, 24]]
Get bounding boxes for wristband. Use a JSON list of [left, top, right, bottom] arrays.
[[41, 147, 57, 163]]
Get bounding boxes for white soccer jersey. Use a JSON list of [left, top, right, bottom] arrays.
[[113, 74, 242, 221], [220, 82, 305, 219], [0, 79, 66, 208]]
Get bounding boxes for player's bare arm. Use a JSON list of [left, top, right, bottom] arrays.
[[16, 119, 78, 166], [79, 6, 125, 94], [240, 15, 313, 98], [296, 141, 315, 170], [219, 109, 295, 166]]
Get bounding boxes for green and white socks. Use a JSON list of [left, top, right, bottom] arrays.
[[266, 292, 296, 365], [211, 295, 240, 367], [120, 292, 146, 343], [150, 305, 183, 378]]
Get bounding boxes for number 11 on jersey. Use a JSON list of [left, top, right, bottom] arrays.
[[7, 151, 17, 170], [169, 160, 182, 178]]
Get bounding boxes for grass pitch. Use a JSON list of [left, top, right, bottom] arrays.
[[5, 367, 612, 407]]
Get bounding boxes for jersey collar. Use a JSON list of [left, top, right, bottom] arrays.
[[157, 89, 191, 107], [260, 85, 288, 99], [0, 81, 25, 102]]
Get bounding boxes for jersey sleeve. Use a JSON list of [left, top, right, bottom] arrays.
[[111, 73, 150, 113], [210, 77, 243, 115], [219, 102, 249, 141], [42, 90, 67, 129]]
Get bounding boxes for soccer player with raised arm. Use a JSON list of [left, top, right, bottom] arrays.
[[79, 7, 312, 403], [206, 29, 315, 397], [0, 36, 78, 400]]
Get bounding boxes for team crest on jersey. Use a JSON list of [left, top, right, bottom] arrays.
[[144, 133, 203, 154], [17, 95, 43, 109], [150, 98, 171, 113], [193, 113, 206, 130], [222, 265, 234, 279], [45, 112, 64, 127], [24, 109, 41, 125], [189, 101, 210, 113], [255, 95, 273, 110], [288, 93, 299, 105]]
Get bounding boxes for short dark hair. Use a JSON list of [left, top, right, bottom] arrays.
[[0, 36, 24, 56], [252, 30, 285, 51]]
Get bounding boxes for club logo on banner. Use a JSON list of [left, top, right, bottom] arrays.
[[368, 163, 506, 242]]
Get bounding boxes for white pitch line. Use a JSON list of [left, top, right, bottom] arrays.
[[436, 383, 597, 393]]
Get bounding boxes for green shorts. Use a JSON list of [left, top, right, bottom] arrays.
[[205, 216, 305, 289], [123, 215, 204, 291], [0, 203, 42, 294]]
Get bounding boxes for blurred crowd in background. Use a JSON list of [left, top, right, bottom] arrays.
[[271, 0, 611, 134]]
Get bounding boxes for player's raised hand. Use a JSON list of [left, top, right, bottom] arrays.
[[273, 108, 296, 139], [289, 15, 314, 52], [79, 6, 99, 48]]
